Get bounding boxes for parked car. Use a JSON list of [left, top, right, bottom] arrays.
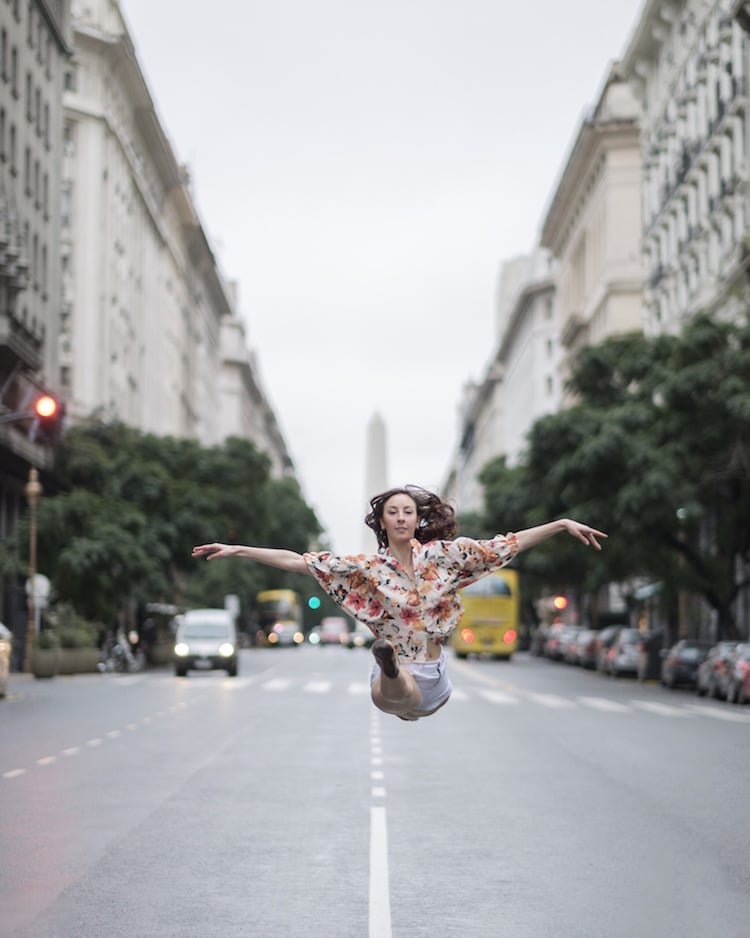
[[725, 644, 750, 704], [636, 628, 666, 681], [604, 627, 642, 677], [543, 624, 571, 661], [660, 640, 712, 689], [574, 629, 599, 669], [563, 627, 586, 664], [0, 623, 12, 698], [594, 626, 623, 672], [695, 642, 738, 698]]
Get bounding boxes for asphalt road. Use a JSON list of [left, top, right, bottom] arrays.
[[2, 646, 749, 937]]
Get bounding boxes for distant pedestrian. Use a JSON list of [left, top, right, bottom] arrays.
[[192, 485, 606, 722]]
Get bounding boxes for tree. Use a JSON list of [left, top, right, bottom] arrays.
[[480, 314, 750, 639], [22, 420, 323, 629]]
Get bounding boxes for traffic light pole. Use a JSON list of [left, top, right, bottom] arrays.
[[23, 468, 42, 673]]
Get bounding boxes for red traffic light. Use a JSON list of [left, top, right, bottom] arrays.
[[34, 395, 58, 418]]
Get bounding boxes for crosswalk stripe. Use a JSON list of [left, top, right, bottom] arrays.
[[304, 681, 332, 694], [348, 682, 371, 694], [684, 703, 750, 723], [262, 678, 292, 691], [631, 700, 690, 718], [577, 696, 631, 713], [449, 687, 469, 701], [479, 689, 519, 706], [526, 692, 576, 709]]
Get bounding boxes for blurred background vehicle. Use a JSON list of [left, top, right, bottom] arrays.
[[347, 623, 375, 649], [256, 589, 304, 647], [636, 628, 665, 681], [318, 616, 351, 645], [173, 608, 238, 677], [725, 644, 750, 704], [543, 623, 569, 661], [660, 640, 712, 689], [695, 641, 738, 698], [603, 627, 641, 677], [594, 625, 623, 673], [573, 628, 599, 669], [562, 627, 585, 665], [308, 626, 322, 645], [451, 570, 519, 661], [0, 623, 12, 698]]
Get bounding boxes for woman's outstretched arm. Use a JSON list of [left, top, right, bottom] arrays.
[[514, 519, 607, 553], [192, 543, 312, 576]]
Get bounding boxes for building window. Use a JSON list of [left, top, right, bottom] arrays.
[[41, 244, 47, 295], [1, 29, 6, 81], [61, 183, 72, 228], [9, 122, 16, 174], [0, 108, 4, 161], [42, 171, 48, 217], [25, 70, 32, 120], [33, 158, 39, 207], [10, 45, 17, 97], [27, 2, 34, 47], [63, 119, 75, 156], [546, 375, 554, 396], [64, 64, 77, 92], [23, 144, 30, 194]]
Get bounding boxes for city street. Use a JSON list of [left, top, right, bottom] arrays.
[[2, 646, 750, 938]]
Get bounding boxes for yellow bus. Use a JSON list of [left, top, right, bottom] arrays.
[[256, 589, 305, 647], [451, 569, 519, 661]]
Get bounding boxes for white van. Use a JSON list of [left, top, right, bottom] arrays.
[[173, 608, 238, 677]]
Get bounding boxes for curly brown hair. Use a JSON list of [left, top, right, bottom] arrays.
[[364, 485, 457, 551]]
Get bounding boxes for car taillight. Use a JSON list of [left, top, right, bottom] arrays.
[[503, 629, 517, 644], [460, 628, 475, 644]]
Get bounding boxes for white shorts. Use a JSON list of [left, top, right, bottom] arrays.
[[370, 647, 453, 716]]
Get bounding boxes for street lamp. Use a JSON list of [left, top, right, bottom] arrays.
[[23, 467, 42, 673]]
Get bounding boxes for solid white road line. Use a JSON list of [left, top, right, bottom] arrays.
[[369, 806, 392, 938]]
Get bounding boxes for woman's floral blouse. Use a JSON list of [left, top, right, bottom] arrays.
[[304, 533, 519, 662]]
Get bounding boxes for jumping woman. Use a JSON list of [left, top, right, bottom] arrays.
[[192, 485, 606, 722]]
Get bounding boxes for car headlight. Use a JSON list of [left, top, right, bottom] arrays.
[[174, 643, 190, 657], [309, 632, 320, 645], [219, 643, 235, 657], [293, 632, 304, 644]]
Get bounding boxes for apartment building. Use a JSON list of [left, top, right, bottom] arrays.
[[59, 0, 292, 471], [445, 64, 642, 512], [443, 250, 556, 514], [622, 0, 750, 333], [0, 0, 71, 511], [540, 63, 643, 395]]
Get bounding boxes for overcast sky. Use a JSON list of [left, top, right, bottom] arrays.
[[120, 0, 645, 552]]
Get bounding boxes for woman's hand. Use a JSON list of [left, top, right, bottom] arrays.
[[561, 520, 607, 550], [192, 543, 238, 560]]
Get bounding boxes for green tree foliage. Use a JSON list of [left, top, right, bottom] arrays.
[[479, 314, 750, 638], [23, 420, 322, 626]]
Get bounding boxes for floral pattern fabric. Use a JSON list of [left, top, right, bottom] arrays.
[[303, 533, 519, 663]]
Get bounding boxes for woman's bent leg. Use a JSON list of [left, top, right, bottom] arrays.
[[371, 670, 422, 715]]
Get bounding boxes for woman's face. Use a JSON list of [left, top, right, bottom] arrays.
[[380, 493, 418, 545]]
